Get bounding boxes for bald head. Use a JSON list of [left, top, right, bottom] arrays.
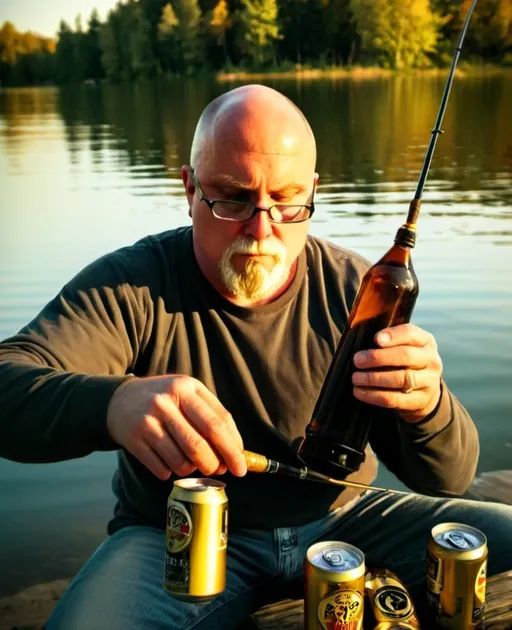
[[185, 85, 317, 306], [190, 85, 316, 174]]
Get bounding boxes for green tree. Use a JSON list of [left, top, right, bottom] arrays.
[[322, 0, 359, 65], [73, 14, 87, 82], [130, 2, 159, 77], [55, 20, 76, 83], [0, 21, 18, 83], [0, 21, 18, 66], [276, 0, 304, 64], [209, 0, 232, 66], [158, 3, 179, 72], [85, 9, 104, 80], [350, 0, 441, 69], [159, 3, 179, 36], [461, 0, 512, 63], [100, 2, 158, 81], [174, 0, 205, 72], [237, 0, 280, 67], [54, 16, 86, 83], [0, 21, 56, 85], [100, 11, 123, 81]]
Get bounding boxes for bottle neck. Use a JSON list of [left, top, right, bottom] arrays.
[[380, 235, 413, 266], [396, 198, 421, 248], [394, 224, 416, 249]]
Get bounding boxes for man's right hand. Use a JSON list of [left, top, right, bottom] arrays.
[[106, 375, 247, 481]]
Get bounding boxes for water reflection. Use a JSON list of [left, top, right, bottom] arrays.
[[4, 75, 509, 202], [1, 73, 512, 597]]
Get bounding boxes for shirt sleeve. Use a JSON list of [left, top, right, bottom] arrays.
[[0, 245, 153, 463], [369, 382, 480, 495]]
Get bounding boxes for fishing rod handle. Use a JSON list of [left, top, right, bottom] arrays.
[[244, 450, 272, 473], [243, 450, 303, 476]]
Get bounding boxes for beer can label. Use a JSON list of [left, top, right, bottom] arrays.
[[374, 585, 413, 619], [166, 500, 193, 553], [317, 589, 363, 630], [426, 551, 442, 591], [165, 500, 193, 592], [164, 549, 191, 591], [219, 503, 228, 550], [473, 562, 487, 622]]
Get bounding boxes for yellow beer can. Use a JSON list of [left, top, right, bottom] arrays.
[[163, 477, 228, 601], [364, 568, 420, 630], [304, 540, 365, 630], [426, 522, 488, 630]]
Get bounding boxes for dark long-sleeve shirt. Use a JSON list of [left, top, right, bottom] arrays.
[[0, 226, 479, 531]]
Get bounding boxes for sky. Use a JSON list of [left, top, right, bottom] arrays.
[[1, 0, 120, 38]]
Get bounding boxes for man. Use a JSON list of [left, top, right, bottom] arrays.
[[0, 85, 510, 630]]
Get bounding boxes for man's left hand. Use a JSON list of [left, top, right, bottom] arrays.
[[352, 323, 443, 424]]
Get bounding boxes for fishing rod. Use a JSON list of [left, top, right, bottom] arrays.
[[296, 0, 480, 479], [405, 0, 479, 229], [241, 10, 482, 495], [243, 450, 409, 496]]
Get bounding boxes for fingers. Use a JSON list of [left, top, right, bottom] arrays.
[[374, 323, 437, 349], [354, 345, 434, 370], [196, 384, 244, 451], [154, 393, 221, 476], [351, 324, 443, 422], [352, 384, 434, 413], [131, 440, 172, 481], [133, 414, 197, 479], [154, 391, 247, 478], [352, 368, 434, 391], [354, 324, 443, 372], [178, 389, 247, 477], [108, 375, 245, 481]]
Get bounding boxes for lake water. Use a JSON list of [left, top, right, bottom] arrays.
[[0, 73, 511, 596]]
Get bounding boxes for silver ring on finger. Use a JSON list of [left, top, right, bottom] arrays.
[[402, 370, 415, 394]]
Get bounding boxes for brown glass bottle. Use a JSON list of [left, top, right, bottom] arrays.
[[297, 224, 419, 478]]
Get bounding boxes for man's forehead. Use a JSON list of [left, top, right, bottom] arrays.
[[211, 125, 303, 157], [209, 172, 307, 193]]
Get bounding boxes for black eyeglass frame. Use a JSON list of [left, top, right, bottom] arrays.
[[189, 169, 316, 224]]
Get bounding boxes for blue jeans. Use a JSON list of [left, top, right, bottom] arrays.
[[46, 492, 512, 630]]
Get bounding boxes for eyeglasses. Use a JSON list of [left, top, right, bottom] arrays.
[[190, 170, 315, 224]]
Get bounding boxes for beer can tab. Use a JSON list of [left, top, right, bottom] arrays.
[[323, 549, 344, 566], [446, 532, 471, 549], [433, 523, 486, 552]]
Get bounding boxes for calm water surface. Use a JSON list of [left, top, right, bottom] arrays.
[[0, 74, 511, 595]]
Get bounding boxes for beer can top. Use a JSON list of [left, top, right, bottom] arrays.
[[307, 541, 364, 579], [432, 522, 486, 552], [174, 478, 226, 492]]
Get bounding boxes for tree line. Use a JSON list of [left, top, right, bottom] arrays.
[[1, 0, 510, 86]]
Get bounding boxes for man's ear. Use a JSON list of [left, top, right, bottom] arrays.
[[182, 166, 195, 218], [182, 165, 195, 195]]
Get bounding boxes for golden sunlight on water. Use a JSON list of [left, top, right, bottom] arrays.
[[0, 74, 511, 595]]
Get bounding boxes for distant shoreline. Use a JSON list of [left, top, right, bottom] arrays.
[[1, 65, 510, 90], [216, 65, 511, 82]]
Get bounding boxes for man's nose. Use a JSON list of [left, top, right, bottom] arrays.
[[243, 207, 274, 241]]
